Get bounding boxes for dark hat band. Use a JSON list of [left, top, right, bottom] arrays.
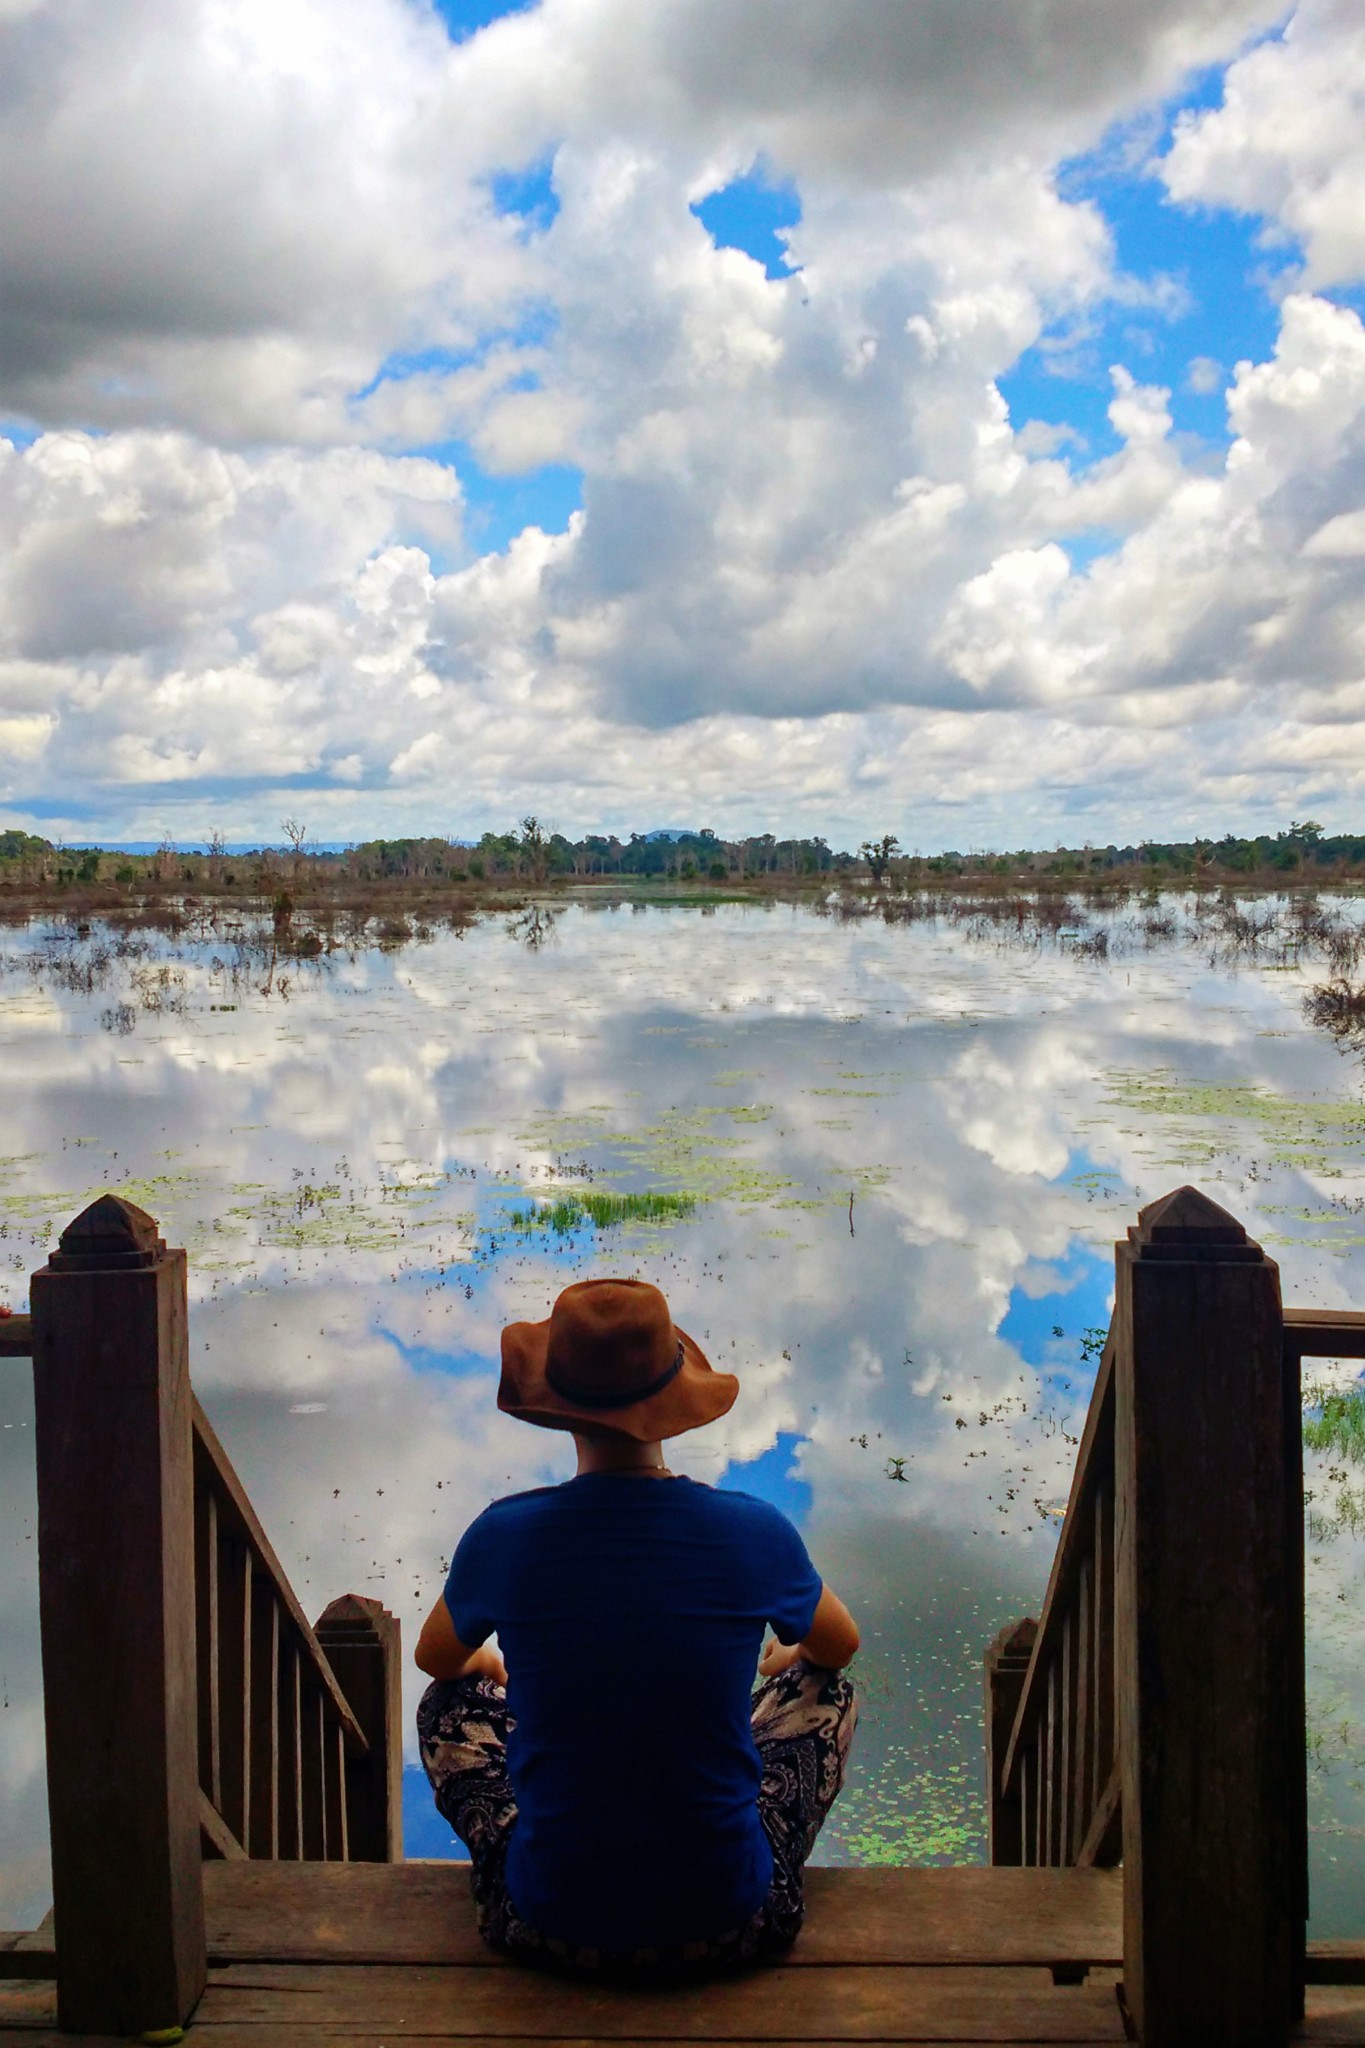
[[544, 1338, 685, 1411]]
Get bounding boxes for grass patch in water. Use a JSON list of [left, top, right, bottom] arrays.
[[511, 1105, 891, 1218], [509, 1190, 699, 1235], [1305, 1380, 1365, 1465]]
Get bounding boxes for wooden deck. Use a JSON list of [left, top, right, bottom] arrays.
[[4, 1864, 1365, 2045], [7, 1190, 1365, 2043]]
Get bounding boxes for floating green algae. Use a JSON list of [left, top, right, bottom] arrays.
[[240, 1171, 470, 1255], [807, 1086, 886, 1098], [1101, 1068, 1365, 1178], [508, 1104, 892, 1219], [834, 1754, 984, 1865]]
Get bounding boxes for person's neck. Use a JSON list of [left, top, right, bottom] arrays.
[[573, 1432, 672, 1477]]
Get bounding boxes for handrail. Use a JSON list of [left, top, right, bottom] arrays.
[[0, 1312, 32, 1357], [192, 1397, 367, 1756], [1282, 1308, 1365, 1358], [989, 1323, 1119, 1873], [192, 1395, 378, 1867], [1000, 1331, 1114, 1797]]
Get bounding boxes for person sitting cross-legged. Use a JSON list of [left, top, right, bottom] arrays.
[[414, 1276, 860, 1983]]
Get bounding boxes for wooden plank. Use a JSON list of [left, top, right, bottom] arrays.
[[192, 1401, 367, 1755], [1074, 1768, 1120, 1871], [1033, 1746, 1046, 1871], [1058, 1613, 1076, 1868], [326, 1719, 349, 1862], [0, 2035, 1142, 2048], [301, 1685, 327, 1859], [984, 1621, 1035, 1865], [196, 1485, 221, 1809], [0, 1979, 58, 2027], [313, 1598, 404, 1862], [0, 1916, 56, 1982], [0, 1932, 55, 1982], [218, 1532, 252, 1850], [278, 1639, 304, 1860], [1053, 1660, 1069, 1867], [191, 1864, 1124, 1970], [1041, 1665, 1056, 1869], [0, 1313, 32, 1358], [1286, 1337, 1310, 2023], [200, 1790, 247, 1862], [1019, 1748, 1034, 1869], [1069, 1558, 1093, 1863], [193, 1962, 1128, 2039], [249, 1581, 280, 1858], [28, 1198, 207, 2035], [1296, 1986, 1365, 2042], [1309, 1949, 1365, 1988], [1115, 1187, 1298, 2045], [1001, 1337, 1114, 1796], [0, 1976, 1336, 2044], [1282, 1309, 1365, 1359], [1089, 1489, 1114, 1826]]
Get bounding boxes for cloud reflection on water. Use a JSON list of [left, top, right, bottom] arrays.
[[2, 897, 1364, 1931]]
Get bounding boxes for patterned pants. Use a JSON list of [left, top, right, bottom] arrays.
[[416, 1657, 858, 1982]]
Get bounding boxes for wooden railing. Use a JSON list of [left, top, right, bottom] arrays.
[[985, 1185, 1365, 2047], [986, 1333, 1119, 1873], [10, 1194, 403, 2035], [0, 1312, 32, 1357], [192, 1400, 399, 1864]]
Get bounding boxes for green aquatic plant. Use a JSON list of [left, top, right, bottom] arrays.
[[835, 1755, 984, 1865], [508, 1190, 699, 1234], [1304, 1379, 1365, 1465]]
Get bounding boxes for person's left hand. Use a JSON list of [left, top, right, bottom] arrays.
[[465, 1642, 508, 1686], [758, 1636, 802, 1680]]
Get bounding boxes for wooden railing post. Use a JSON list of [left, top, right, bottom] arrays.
[[1114, 1186, 1299, 2047], [984, 1619, 1035, 1864], [30, 1197, 207, 2035], [314, 1595, 404, 1861]]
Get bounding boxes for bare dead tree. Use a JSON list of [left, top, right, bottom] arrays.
[[281, 817, 308, 882]]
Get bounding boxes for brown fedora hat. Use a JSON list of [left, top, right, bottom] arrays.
[[498, 1278, 738, 1442]]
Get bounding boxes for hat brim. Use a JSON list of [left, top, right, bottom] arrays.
[[498, 1318, 738, 1441]]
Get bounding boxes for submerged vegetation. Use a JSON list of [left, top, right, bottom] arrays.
[[1305, 978, 1365, 1052]]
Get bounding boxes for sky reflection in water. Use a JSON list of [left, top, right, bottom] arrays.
[[1, 896, 1363, 1933]]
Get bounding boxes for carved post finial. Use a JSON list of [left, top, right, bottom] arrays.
[[1131, 1184, 1262, 1263], [53, 1195, 165, 1270]]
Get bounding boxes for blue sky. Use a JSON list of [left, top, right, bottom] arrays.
[[431, 9, 1299, 572], [2, 0, 1364, 847]]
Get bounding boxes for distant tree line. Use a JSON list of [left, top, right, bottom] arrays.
[[0, 820, 848, 888], [3, 818, 1363, 891]]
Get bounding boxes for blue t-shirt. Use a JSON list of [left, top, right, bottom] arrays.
[[442, 1472, 823, 1950]]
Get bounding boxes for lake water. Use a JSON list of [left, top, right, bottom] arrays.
[[2, 891, 1363, 1935]]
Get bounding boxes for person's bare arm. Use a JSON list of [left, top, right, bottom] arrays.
[[414, 1597, 507, 1684], [758, 1582, 860, 1676]]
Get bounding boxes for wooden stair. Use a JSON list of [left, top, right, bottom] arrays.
[[3, 1863, 1364, 2044]]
